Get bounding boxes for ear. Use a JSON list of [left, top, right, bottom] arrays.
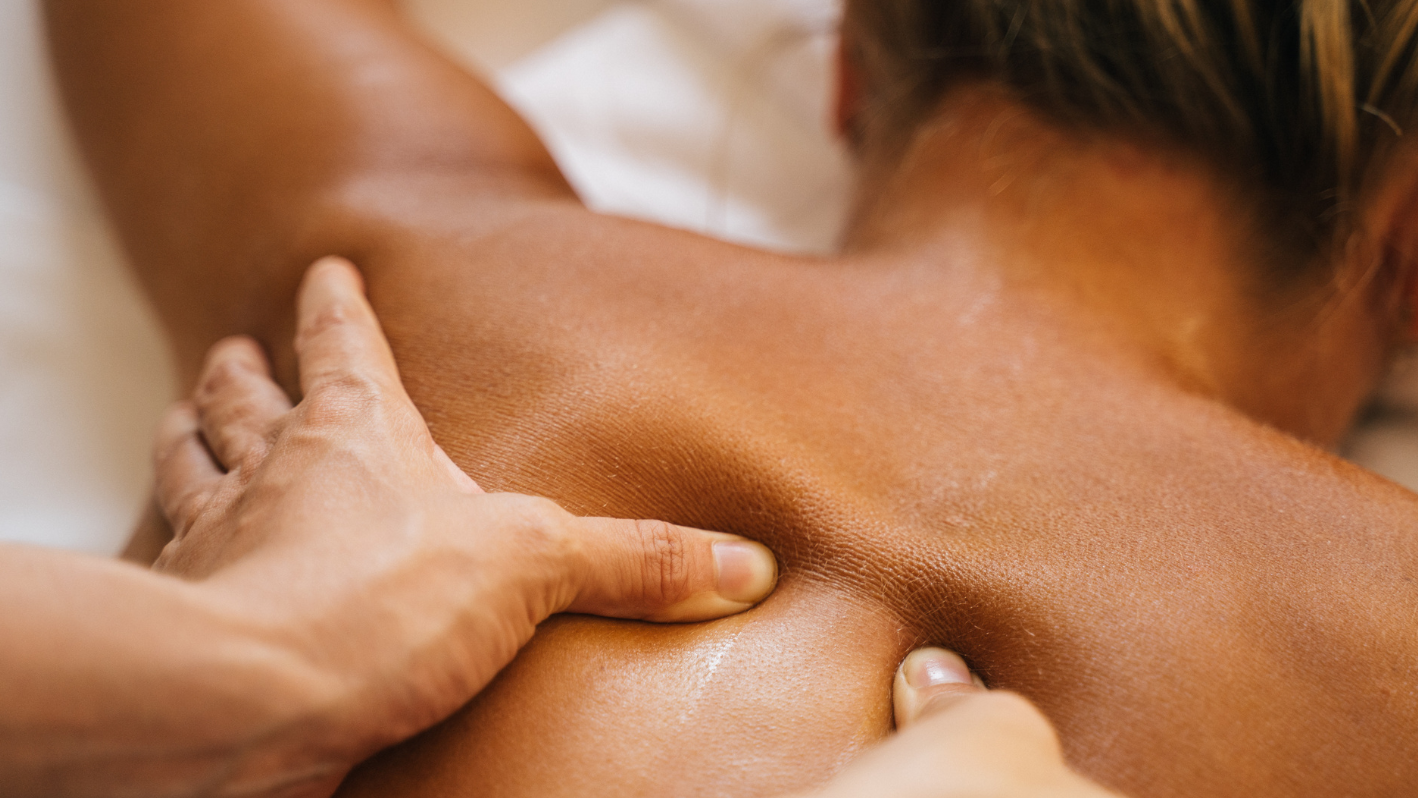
[[834, 31, 866, 147], [1363, 146, 1418, 341]]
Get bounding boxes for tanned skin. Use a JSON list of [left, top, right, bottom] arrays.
[[44, 1, 1418, 796]]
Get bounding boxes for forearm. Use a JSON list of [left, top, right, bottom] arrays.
[[0, 546, 334, 798], [44, 0, 570, 382]]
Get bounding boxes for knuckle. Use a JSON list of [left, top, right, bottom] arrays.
[[197, 356, 251, 400], [152, 423, 187, 469], [154, 428, 201, 477], [487, 494, 575, 556], [520, 496, 574, 545], [299, 376, 383, 426], [167, 487, 213, 540], [228, 436, 271, 476], [320, 371, 384, 401], [298, 299, 361, 345], [208, 394, 261, 431], [634, 519, 689, 605]]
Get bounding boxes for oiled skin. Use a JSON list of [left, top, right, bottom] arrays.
[[337, 204, 1418, 798], [43, 1, 1418, 796]]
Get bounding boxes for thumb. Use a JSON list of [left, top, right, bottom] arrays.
[[892, 649, 1094, 794], [562, 517, 778, 623], [802, 651, 1110, 798], [893, 647, 986, 729]]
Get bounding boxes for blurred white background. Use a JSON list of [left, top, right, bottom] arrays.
[[0, 0, 172, 552], [0, 0, 850, 553], [2, 0, 1416, 555]]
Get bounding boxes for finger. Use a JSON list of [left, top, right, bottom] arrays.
[[907, 691, 1070, 778], [894, 648, 1066, 780], [193, 336, 292, 472], [893, 647, 987, 729], [562, 515, 778, 623], [294, 256, 404, 400], [152, 402, 223, 538], [120, 498, 174, 566], [814, 690, 1081, 798], [908, 691, 1121, 797], [809, 649, 1104, 798]]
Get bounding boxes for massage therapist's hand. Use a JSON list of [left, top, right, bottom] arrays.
[[150, 257, 778, 796], [798, 648, 1123, 798]]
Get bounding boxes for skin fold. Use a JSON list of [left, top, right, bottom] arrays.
[[43, 1, 1418, 796]]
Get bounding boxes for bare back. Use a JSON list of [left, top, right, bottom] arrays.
[[310, 196, 1415, 797], [42, 2, 1418, 796]]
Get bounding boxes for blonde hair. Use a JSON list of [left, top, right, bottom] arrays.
[[846, 0, 1418, 272]]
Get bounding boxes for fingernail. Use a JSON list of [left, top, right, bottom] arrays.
[[894, 647, 978, 728], [312, 255, 352, 271], [307, 256, 361, 291], [901, 648, 973, 689], [713, 540, 778, 604]]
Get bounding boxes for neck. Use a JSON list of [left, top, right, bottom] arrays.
[[844, 87, 1391, 447]]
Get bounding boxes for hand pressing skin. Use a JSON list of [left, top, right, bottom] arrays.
[[0, 257, 776, 798], [167, 259, 1112, 798], [797, 648, 1122, 798], [152, 256, 779, 795]]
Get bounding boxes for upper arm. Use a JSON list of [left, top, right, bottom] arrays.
[[45, 0, 576, 378]]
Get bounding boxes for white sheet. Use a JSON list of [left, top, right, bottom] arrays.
[[429, 0, 852, 253], [0, 0, 173, 553], [3, 0, 1417, 554]]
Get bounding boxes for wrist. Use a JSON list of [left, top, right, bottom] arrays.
[[180, 585, 358, 796], [0, 549, 352, 798]]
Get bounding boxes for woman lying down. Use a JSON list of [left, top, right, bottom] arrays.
[[45, 0, 1418, 796]]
